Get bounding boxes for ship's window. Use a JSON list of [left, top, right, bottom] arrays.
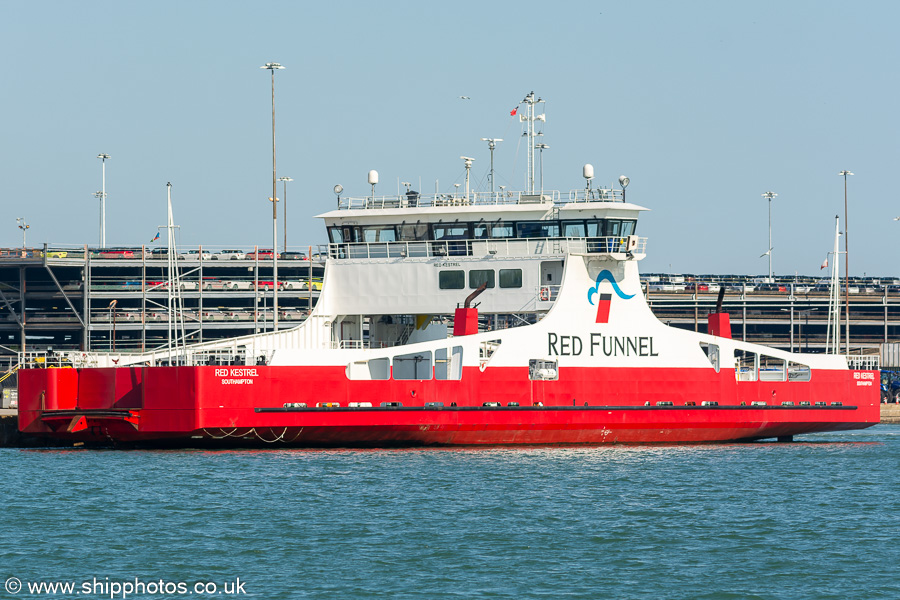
[[586, 220, 603, 236], [607, 220, 622, 236], [499, 269, 522, 288], [435, 346, 463, 380], [439, 270, 465, 289], [480, 339, 501, 361], [621, 220, 637, 236], [361, 225, 397, 243], [474, 222, 489, 239], [788, 362, 811, 382], [562, 221, 586, 237], [517, 221, 560, 238], [328, 227, 344, 243], [759, 355, 786, 382], [346, 357, 390, 380], [469, 270, 495, 289], [393, 351, 433, 380], [398, 223, 429, 241], [735, 349, 758, 382], [432, 223, 470, 241], [529, 359, 558, 381], [700, 342, 720, 372], [490, 223, 515, 238]]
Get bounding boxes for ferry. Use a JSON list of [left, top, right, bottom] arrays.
[[17, 93, 880, 446]]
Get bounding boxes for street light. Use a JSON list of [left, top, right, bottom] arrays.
[[480, 138, 503, 194], [278, 176, 292, 253], [261, 62, 284, 330], [97, 153, 110, 247], [839, 170, 853, 354], [536, 143, 549, 193], [761, 191, 778, 280], [16, 218, 29, 250]]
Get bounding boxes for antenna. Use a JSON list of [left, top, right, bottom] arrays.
[[460, 156, 475, 201], [480, 138, 503, 194], [583, 164, 594, 197], [368, 170, 378, 199]]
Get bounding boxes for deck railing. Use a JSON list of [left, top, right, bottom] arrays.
[[327, 236, 647, 260], [335, 187, 629, 211]]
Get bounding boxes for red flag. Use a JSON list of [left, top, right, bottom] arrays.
[[820, 257, 828, 270], [510, 107, 518, 116]]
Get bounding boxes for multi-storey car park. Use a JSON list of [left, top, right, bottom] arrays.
[[0, 245, 323, 362]]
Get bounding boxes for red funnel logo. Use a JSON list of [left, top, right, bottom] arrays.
[[595, 293, 612, 324]]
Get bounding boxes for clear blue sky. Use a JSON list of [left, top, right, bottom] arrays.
[[2, 1, 897, 277]]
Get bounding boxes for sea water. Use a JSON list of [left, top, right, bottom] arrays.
[[1, 426, 898, 599]]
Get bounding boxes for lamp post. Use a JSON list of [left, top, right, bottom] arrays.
[[278, 176, 292, 254], [97, 154, 110, 247], [480, 138, 503, 194], [16, 218, 29, 250], [761, 191, 777, 280], [536, 143, 549, 193], [261, 62, 284, 330], [839, 170, 853, 354]]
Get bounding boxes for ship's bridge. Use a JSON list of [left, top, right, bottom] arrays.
[[316, 188, 649, 261]]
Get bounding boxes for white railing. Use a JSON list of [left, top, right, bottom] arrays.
[[327, 236, 647, 260], [337, 190, 569, 210], [566, 188, 625, 202], [847, 355, 880, 370]]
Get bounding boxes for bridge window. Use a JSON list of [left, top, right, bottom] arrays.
[[499, 269, 522, 288], [361, 225, 397, 242], [439, 270, 465, 290], [398, 223, 428, 241], [562, 221, 586, 237], [469, 270, 495, 289], [517, 221, 560, 238], [432, 223, 470, 241], [328, 227, 345, 243]]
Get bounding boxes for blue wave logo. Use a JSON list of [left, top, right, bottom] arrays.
[[588, 270, 635, 304]]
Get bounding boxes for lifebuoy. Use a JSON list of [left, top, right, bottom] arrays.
[[540, 287, 550, 301]]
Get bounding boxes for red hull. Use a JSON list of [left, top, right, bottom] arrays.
[[17, 365, 880, 446]]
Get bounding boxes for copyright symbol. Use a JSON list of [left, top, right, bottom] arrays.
[[5, 577, 22, 594]]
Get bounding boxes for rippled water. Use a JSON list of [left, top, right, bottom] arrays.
[[2, 427, 898, 599]]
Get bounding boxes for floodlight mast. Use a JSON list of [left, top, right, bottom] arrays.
[[261, 61, 284, 330], [761, 191, 778, 280], [96, 153, 110, 247]]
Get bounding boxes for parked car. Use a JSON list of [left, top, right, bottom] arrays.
[[280, 251, 308, 261], [96, 247, 142, 259], [213, 249, 246, 261], [224, 280, 253, 290], [246, 249, 275, 260], [185, 249, 212, 260], [149, 248, 186, 259]]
